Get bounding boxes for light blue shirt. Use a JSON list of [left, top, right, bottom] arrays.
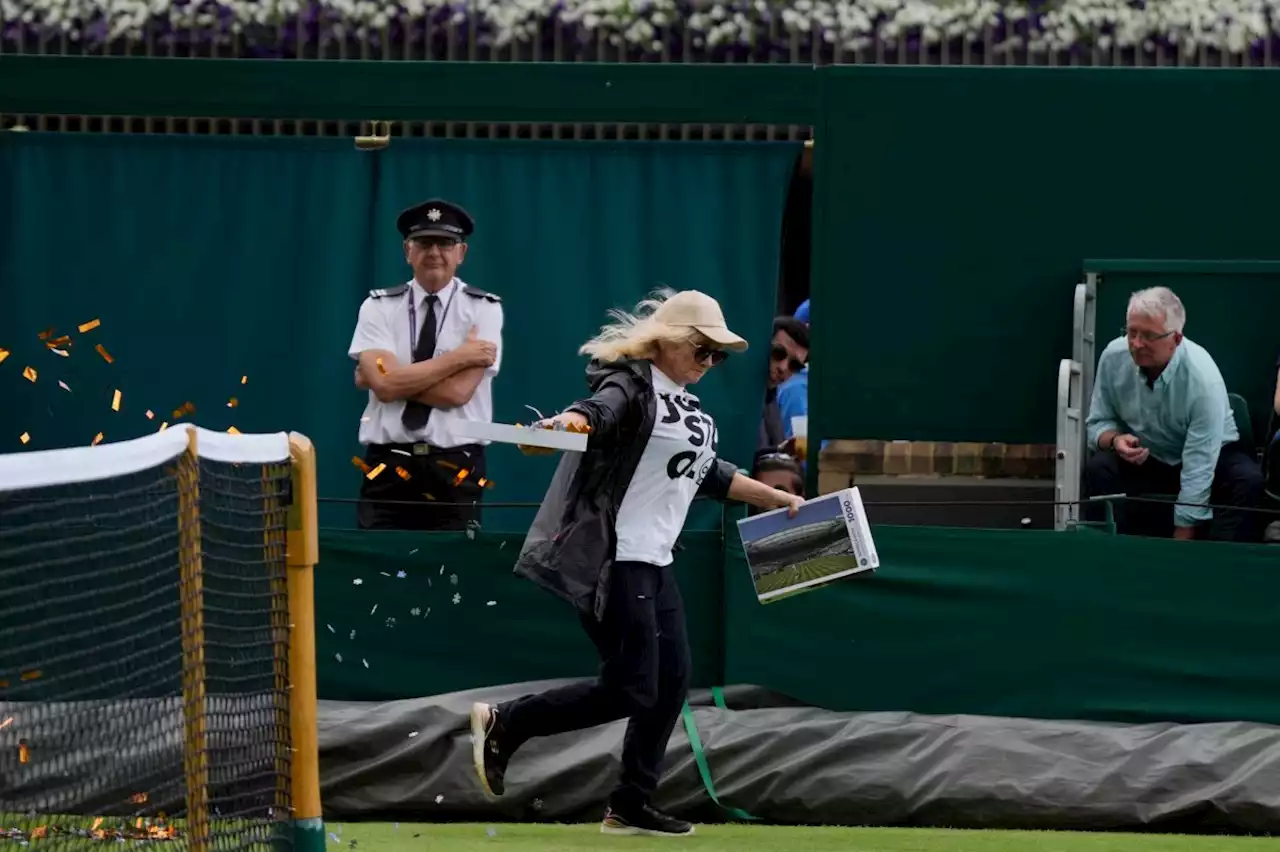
[[1086, 336, 1237, 527], [778, 367, 808, 439]]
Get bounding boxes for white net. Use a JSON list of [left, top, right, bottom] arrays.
[[0, 425, 295, 852]]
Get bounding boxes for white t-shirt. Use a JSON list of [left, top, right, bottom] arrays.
[[346, 277, 504, 448], [614, 368, 719, 567]]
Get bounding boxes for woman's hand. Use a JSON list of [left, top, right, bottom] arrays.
[[728, 472, 806, 517], [535, 412, 591, 433], [518, 411, 591, 456]]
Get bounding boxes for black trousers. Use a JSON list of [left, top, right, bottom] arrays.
[[356, 444, 485, 531], [1083, 442, 1263, 542], [497, 560, 691, 809]]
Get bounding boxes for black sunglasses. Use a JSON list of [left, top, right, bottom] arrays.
[[694, 344, 729, 366], [771, 344, 806, 373]]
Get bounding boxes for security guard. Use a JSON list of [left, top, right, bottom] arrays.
[[348, 198, 504, 531]]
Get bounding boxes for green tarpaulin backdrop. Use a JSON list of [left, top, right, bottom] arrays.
[[0, 134, 799, 531], [313, 522, 1280, 728]]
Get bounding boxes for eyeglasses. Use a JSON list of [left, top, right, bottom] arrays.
[[1121, 326, 1175, 344], [771, 344, 806, 373], [411, 236, 460, 250], [693, 344, 729, 366]]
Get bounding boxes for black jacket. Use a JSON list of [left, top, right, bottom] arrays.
[[512, 357, 739, 621]]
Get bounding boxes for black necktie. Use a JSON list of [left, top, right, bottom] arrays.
[[401, 294, 439, 432]]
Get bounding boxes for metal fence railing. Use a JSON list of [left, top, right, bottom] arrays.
[[4, 1, 1280, 140]]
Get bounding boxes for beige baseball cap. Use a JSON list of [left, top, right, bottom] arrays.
[[653, 290, 749, 352]]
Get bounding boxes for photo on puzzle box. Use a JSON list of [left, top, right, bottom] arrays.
[[737, 487, 879, 604]]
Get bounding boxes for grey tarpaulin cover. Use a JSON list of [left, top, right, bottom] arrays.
[[318, 680, 1280, 833]]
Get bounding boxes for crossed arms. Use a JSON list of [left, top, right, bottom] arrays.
[[352, 297, 502, 408]]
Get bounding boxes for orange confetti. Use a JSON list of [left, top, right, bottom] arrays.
[[18, 741, 28, 764], [45, 334, 71, 349], [423, 493, 436, 501], [478, 477, 494, 489], [453, 468, 470, 486], [395, 466, 411, 481], [0, 348, 8, 364], [91, 432, 104, 446], [22, 366, 36, 383], [111, 389, 122, 412], [95, 343, 114, 364], [351, 456, 371, 474], [172, 401, 196, 420], [158, 422, 168, 432], [0, 718, 11, 730], [135, 818, 143, 829], [20, 670, 41, 681], [436, 460, 459, 471], [91, 819, 103, 831], [240, 375, 248, 385], [227, 397, 239, 408], [19, 432, 29, 445], [131, 792, 148, 804], [227, 426, 241, 435], [375, 357, 387, 375], [366, 462, 387, 480], [78, 318, 101, 333], [145, 409, 154, 420], [30, 827, 46, 840], [37, 327, 54, 341]]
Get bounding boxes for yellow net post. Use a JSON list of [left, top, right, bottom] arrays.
[[177, 426, 210, 852], [286, 432, 324, 851]]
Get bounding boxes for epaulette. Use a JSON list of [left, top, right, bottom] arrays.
[[463, 285, 501, 303], [369, 284, 409, 299]]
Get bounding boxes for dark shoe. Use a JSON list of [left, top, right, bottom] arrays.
[[601, 803, 695, 837], [469, 702, 512, 798]]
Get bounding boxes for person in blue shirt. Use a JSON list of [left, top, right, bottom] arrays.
[[1083, 287, 1263, 542]]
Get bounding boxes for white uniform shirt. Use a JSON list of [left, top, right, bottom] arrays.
[[347, 277, 504, 447], [613, 368, 719, 567]]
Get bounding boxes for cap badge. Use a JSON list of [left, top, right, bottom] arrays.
[[427, 208, 442, 222]]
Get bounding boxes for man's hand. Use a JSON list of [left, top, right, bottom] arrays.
[[454, 326, 498, 369], [1113, 433, 1150, 465], [1173, 525, 1197, 541]]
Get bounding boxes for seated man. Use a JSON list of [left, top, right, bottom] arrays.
[[1083, 286, 1263, 542]]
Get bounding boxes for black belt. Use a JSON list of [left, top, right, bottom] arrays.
[[369, 442, 484, 456]]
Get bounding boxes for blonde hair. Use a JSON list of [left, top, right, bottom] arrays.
[[578, 287, 701, 363]]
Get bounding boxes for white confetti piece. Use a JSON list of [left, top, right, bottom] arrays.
[[452, 593, 461, 605], [499, 541, 506, 549], [486, 826, 497, 838], [450, 573, 459, 585], [439, 565, 444, 575], [410, 607, 421, 616], [524, 404, 546, 421], [385, 617, 396, 627], [425, 607, 431, 617], [407, 731, 418, 738], [380, 571, 391, 577], [370, 604, 378, 615], [327, 624, 335, 633], [486, 600, 497, 607], [428, 578, 433, 587], [353, 578, 363, 586], [391, 448, 411, 456], [435, 795, 443, 804], [335, 653, 343, 663], [409, 548, 419, 555], [397, 569, 407, 578], [57, 380, 71, 392], [362, 659, 369, 668], [349, 630, 357, 641]]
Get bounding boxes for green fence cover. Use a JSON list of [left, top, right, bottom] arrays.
[[0, 134, 799, 532]]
